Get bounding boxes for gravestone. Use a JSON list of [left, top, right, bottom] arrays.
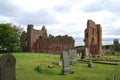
[[88, 54, 93, 68], [71, 50, 77, 64], [0, 54, 16, 80], [68, 49, 72, 58], [61, 51, 72, 74]]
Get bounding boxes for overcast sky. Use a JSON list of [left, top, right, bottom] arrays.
[[0, 0, 120, 46]]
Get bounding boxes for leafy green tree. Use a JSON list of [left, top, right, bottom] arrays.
[[0, 23, 19, 52]]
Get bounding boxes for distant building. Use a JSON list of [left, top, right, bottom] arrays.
[[113, 39, 119, 45], [84, 20, 102, 55], [113, 39, 120, 51], [20, 24, 75, 53]]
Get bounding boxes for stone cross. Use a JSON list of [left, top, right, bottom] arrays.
[[0, 54, 16, 80], [71, 50, 77, 64], [61, 51, 72, 74]]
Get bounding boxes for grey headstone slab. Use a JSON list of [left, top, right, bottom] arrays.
[[0, 53, 16, 80], [61, 51, 73, 74], [61, 51, 70, 68], [71, 50, 77, 64]]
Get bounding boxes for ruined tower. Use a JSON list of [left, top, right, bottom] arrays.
[[27, 24, 34, 52], [84, 20, 102, 55]]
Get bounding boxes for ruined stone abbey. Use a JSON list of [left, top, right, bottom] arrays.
[[21, 20, 102, 54], [20, 24, 75, 53]]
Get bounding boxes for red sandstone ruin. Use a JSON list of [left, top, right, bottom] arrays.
[[84, 20, 102, 55], [20, 24, 75, 53]]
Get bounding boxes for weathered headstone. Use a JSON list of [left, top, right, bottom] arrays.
[[88, 54, 93, 68], [0, 54, 16, 80], [68, 49, 72, 58], [61, 51, 72, 74], [71, 50, 77, 64]]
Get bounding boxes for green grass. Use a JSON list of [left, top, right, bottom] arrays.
[[0, 53, 120, 80]]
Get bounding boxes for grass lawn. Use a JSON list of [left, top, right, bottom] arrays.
[[0, 53, 120, 80]]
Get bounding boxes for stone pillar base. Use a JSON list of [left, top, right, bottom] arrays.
[[71, 60, 76, 64], [61, 68, 73, 74], [88, 62, 93, 68]]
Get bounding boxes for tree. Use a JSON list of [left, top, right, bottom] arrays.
[[0, 23, 19, 52], [12, 25, 24, 35]]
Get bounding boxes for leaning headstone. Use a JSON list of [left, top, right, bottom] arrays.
[[0, 54, 16, 80], [61, 51, 73, 74], [88, 54, 93, 68], [71, 50, 77, 64]]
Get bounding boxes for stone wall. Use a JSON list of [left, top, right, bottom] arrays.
[[36, 35, 74, 53], [21, 25, 75, 53], [84, 20, 102, 55]]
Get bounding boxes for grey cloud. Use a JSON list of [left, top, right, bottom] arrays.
[[81, 0, 120, 15], [81, 0, 103, 12], [102, 18, 120, 35], [103, 38, 114, 42], [53, 0, 81, 13], [13, 9, 59, 25], [75, 37, 84, 46], [0, 0, 21, 17], [66, 23, 79, 26], [103, 27, 120, 35], [54, 5, 70, 13], [0, 0, 59, 25]]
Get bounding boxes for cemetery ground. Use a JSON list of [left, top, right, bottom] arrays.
[[0, 53, 120, 80]]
